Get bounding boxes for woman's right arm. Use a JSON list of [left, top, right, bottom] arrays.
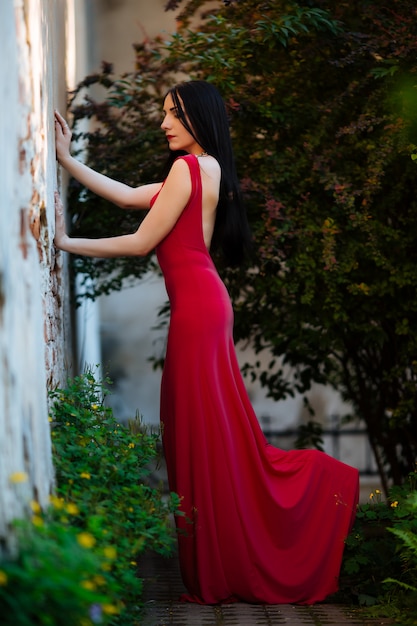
[[55, 110, 162, 210]]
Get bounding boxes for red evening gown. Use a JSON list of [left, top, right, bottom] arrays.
[[152, 154, 359, 605]]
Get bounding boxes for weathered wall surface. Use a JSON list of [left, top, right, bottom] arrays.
[[0, 0, 73, 551]]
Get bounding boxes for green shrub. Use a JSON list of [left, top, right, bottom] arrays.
[[0, 513, 121, 626], [0, 371, 179, 625], [49, 371, 180, 623], [340, 473, 417, 615], [340, 490, 404, 607], [383, 492, 417, 623]]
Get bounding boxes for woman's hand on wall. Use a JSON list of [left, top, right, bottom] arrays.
[[54, 110, 72, 165]]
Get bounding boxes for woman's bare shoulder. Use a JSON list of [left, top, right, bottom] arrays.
[[199, 155, 221, 183]]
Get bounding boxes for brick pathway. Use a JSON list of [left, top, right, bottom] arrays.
[[139, 551, 395, 626]]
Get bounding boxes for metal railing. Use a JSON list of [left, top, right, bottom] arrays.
[[260, 414, 378, 477]]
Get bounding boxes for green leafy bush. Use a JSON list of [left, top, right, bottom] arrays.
[[0, 371, 179, 625], [383, 492, 417, 623], [341, 490, 404, 607], [340, 472, 417, 615], [0, 509, 122, 626], [49, 371, 179, 622]]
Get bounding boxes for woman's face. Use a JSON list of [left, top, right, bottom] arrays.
[[161, 93, 203, 155]]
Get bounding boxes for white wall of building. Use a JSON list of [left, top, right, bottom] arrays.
[[0, 0, 87, 551]]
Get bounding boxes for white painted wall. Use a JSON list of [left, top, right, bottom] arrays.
[[89, 0, 177, 75], [0, 0, 83, 551]]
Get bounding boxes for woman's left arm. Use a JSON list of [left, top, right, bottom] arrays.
[[54, 158, 192, 257]]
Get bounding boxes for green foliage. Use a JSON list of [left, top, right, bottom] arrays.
[[49, 371, 179, 623], [0, 514, 120, 626], [340, 471, 417, 618], [294, 420, 324, 451], [163, 0, 417, 488], [0, 371, 179, 625], [66, 56, 170, 301], [66, 0, 417, 486], [382, 493, 417, 623], [341, 494, 403, 606]]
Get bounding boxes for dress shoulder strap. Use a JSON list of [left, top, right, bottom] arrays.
[[150, 154, 201, 208], [176, 154, 201, 198]]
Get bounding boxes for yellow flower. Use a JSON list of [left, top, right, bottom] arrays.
[[102, 604, 119, 615], [0, 571, 8, 586], [30, 500, 41, 514], [93, 575, 106, 586], [48, 417, 53, 422], [103, 546, 117, 560], [80, 472, 91, 479], [128, 443, 135, 449], [375, 489, 381, 495], [50, 495, 64, 509], [80, 580, 96, 591], [101, 562, 111, 572], [369, 492, 374, 499], [91, 404, 99, 410], [130, 561, 137, 567], [32, 515, 43, 527], [66, 503, 79, 515], [9, 472, 28, 484], [391, 501, 399, 508], [77, 532, 96, 549]]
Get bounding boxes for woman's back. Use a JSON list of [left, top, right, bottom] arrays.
[[198, 155, 221, 250]]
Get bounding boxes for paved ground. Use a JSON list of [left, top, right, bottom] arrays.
[[141, 457, 395, 625], [139, 551, 395, 626]]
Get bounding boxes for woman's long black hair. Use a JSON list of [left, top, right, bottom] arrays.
[[163, 80, 252, 267]]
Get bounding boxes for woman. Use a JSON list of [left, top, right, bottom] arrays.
[[54, 80, 359, 605]]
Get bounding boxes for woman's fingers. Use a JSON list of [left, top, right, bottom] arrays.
[[54, 110, 71, 135], [54, 110, 64, 132], [54, 111, 72, 163], [54, 110, 66, 125]]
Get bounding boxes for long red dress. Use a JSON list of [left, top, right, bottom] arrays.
[[153, 154, 359, 605]]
